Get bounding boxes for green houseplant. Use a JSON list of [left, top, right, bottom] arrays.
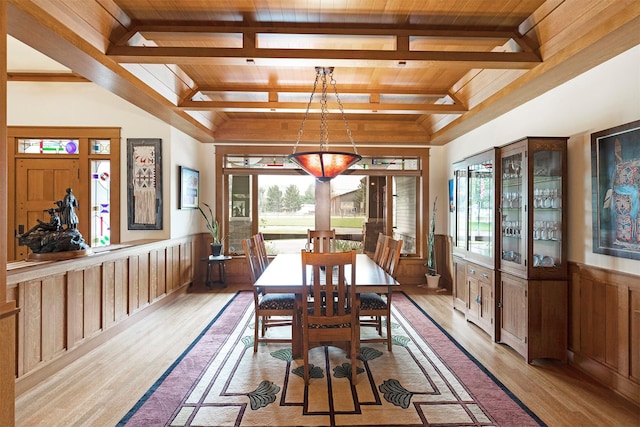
[[424, 197, 440, 288], [198, 202, 224, 256]]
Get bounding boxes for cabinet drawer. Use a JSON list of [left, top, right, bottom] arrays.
[[466, 263, 493, 284]]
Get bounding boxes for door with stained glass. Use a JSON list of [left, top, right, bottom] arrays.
[[15, 158, 81, 259]]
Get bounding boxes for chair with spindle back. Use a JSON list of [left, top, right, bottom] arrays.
[[253, 232, 270, 272], [372, 233, 389, 265], [242, 237, 295, 352], [359, 237, 403, 351], [301, 249, 359, 385], [307, 229, 336, 253]]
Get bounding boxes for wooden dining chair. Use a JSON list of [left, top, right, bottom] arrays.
[[253, 232, 269, 272], [242, 238, 295, 352], [372, 233, 389, 265], [307, 229, 336, 253], [359, 238, 403, 351], [379, 237, 403, 278], [301, 249, 359, 385]]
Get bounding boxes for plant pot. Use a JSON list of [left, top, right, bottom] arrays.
[[425, 273, 441, 289], [210, 242, 223, 257]]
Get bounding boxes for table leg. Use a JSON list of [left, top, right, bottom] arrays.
[[219, 262, 227, 287], [205, 262, 212, 288]]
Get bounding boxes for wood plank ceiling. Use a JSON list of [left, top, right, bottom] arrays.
[[6, 1, 640, 147]]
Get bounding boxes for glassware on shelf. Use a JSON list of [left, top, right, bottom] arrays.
[[513, 160, 521, 178]]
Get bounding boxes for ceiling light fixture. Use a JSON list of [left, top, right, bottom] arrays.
[[288, 67, 362, 182]]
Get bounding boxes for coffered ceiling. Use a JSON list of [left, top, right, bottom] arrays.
[[6, 1, 640, 147]]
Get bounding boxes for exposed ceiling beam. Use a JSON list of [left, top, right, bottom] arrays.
[[119, 22, 533, 52], [125, 22, 522, 38], [8, 72, 89, 82], [195, 84, 450, 97], [107, 45, 540, 69], [179, 100, 466, 114]]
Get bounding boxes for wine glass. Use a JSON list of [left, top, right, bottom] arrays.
[[513, 160, 521, 178]]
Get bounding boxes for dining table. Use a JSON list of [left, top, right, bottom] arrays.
[[253, 252, 399, 358]]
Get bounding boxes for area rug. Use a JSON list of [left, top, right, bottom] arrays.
[[118, 291, 544, 426]]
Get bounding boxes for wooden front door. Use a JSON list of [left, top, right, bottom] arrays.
[[15, 159, 81, 260]]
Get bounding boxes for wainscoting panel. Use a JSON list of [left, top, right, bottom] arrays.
[[7, 238, 194, 394], [568, 262, 639, 405], [632, 290, 640, 382]]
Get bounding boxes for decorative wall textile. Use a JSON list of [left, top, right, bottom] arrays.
[[127, 139, 162, 230]]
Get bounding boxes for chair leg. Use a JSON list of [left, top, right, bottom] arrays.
[[261, 316, 267, 336], [386, 314, 392, 351], [253, 311, 259, 352], [303, 341, 309, 385], [351, 331, 358, 385]]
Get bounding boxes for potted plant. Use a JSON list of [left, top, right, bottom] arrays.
[[424, 197, 441, 289], [198, 202, 224, 256]]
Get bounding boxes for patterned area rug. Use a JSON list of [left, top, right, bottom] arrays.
[[118, 291, 544, 426]]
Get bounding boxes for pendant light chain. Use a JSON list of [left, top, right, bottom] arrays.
[[320, 70, 329, 152], [329, 69, 358, 154], [288, 66, 362, 181], [292, 70, 321, 154]]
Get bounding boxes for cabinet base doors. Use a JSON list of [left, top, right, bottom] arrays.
[[499, 274, 528, 356], [499, 273, 568, 363]]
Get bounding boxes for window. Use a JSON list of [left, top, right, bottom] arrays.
[[18, 138, 80, 154], [393, 176, 417, 254], [90, 158, 111, 246], [219, 147, 428, 258]]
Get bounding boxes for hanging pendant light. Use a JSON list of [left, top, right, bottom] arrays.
[[288, 67, 362, 181]]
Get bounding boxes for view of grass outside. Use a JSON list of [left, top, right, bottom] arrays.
[[257, 175, 366, 253], [260, 215, 365, 231]]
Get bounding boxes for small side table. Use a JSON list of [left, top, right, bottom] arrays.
[[201, 255, 232, 288]]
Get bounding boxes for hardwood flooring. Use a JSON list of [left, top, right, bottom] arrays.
[[15, 283, 640, 426]]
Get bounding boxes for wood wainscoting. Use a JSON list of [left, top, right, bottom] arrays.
[[568, 262, 640, 405], [7, 237, 194, 395]]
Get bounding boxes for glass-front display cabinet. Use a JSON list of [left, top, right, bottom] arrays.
[[499, 137, 568, 279], [452, 149, 496, 265], [452, 149, 496, 338], [497, 136, 568, 363]]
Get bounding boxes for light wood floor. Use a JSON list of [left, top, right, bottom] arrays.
[[15, 283, 640, 427]]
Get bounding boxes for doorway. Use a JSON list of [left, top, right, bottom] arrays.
[[14, 159, 82, 260], [8, 126, 121, 261]]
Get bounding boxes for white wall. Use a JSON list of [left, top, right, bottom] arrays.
[[170, 128, 217, 238], [7, 81, 211, 242], [436, 44, 640, 275]]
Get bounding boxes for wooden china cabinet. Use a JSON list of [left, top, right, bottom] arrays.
[[452, 137, 568, 363], [452, 149, 497, 340], [497, 136, 568, 362]]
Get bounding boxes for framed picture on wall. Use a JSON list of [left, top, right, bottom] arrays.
[[179, 166, 199, 209], [127, 138, 163, 230], [591, 119, 640, 260]]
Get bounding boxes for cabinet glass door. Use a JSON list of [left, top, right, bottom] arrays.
[[501, 152, 523, 268], [454, 167, 468, 250], [467, 160, 493, 258], [532, 150, 563, 269]]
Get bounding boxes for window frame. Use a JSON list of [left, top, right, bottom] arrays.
[[215, 145, 429, 258]]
